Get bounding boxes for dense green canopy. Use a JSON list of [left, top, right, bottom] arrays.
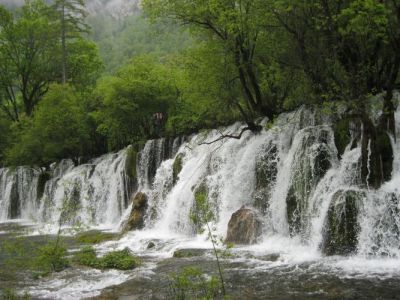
[[0, 0, 399, 169]]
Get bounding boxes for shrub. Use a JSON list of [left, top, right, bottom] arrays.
[[169, 266, 220, 300], [73, 246, 98, 268], [35, 243, 69, 273], [73, 247, 140, 270], [98, 248, 140, 270]]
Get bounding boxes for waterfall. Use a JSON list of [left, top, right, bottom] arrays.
[[0, 149, 133, 228], [122, 106, 400, 258], [1, 106, 400, 258]]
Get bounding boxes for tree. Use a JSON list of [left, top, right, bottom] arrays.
[[0, 1, 58, 119], [272, 0, 400, 187], [6, 84, 92, 167], [143, 0, 282, 127], [92, 55, 178, 151], [51, 0, 89, 84]]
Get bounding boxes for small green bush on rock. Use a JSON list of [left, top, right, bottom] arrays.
[[73, 246, 140, 270]]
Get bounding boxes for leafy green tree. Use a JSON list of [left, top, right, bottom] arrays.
[[51, 0, 89, 84], [0, 112, 12, 166], [6, 84, 92, 167], [92, 55, 178, 150], [273, 0, 400, 187], [166, 41, 241, 135], [0, 1, 58, 119], [143, 0, 282, 126]]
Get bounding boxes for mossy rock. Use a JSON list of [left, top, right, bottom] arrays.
[[173, 248, 208, 258], [8, 180, 20, 219], [125, 146, 138, 180], [190, 182, 210, 232], [375, 131, 393, 183], [76, 230, 118, 244], [254, 142, 278, 214], [333, 119, 351, 158], [286, 131, 333, 237], [37, 171, 50, 201], [172, 153, 184, 185], [122, 192, 148, 232], [322, 189, 364, 256]]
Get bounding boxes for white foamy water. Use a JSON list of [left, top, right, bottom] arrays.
[[2, 107, 400, 298]]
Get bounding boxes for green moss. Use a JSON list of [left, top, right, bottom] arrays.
[[73, 246, 141, 270], [376, 131, 393, 182], [322, 190, 363, 256], [125, 146, 137, 179], [73, 246, 98, 267], [75, 230, 117, 244], [173, 249, 206, 258], [190, 182, 213, 232], [172, 154, 184, 185], [333, 119, 351, 158]]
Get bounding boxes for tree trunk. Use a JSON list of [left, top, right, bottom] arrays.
[[61, 1, 67, 84]]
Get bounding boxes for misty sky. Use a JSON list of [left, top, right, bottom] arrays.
[[0, 0, 25, 6]]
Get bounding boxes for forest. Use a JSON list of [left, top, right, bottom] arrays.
[[0, 0, 399, 181]]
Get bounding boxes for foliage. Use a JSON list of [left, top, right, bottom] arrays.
[[5, 84, 93, 166], [35, 243, 69, 273], [0, 0, 58, 120], [168, 266, 220, 300], [73, 245, 98, 267], [73, 246, 141, 270], [92, 54, 178, 150]]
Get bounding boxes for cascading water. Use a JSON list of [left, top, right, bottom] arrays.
[[2, 107, 400, 299], [0, 149, 133, 229], [119, 106, 400, 260]]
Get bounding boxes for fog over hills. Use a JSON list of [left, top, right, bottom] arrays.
[[0, 0, 140, 17]]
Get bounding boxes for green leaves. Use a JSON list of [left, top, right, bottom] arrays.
[[92, 55, 178, 150], [6, 84, 92, 166]]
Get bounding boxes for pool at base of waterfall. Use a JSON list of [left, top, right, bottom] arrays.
[[1, 222, 400, 300]]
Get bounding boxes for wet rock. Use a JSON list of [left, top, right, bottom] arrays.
[[172, 153, 184, 185], [225, 207, 262, 245], [322, 189, 364, 256], [260, 253, 280, 262], [173, 248, 209, 258], [286, 128, 334, 237], [190, 181, 212, 233], [147, 241, 156, 249], [122, 192, 148, 232], [36, 171, 50, 201], [8, 180, 20, 219], [125, 146, 138, 180], [333, 118, 351, 158], [253, 142, 278, 214]]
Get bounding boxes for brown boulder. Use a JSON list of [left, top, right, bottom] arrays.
[[122, 192, 148, 232], [225, 206, 262, 245]]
